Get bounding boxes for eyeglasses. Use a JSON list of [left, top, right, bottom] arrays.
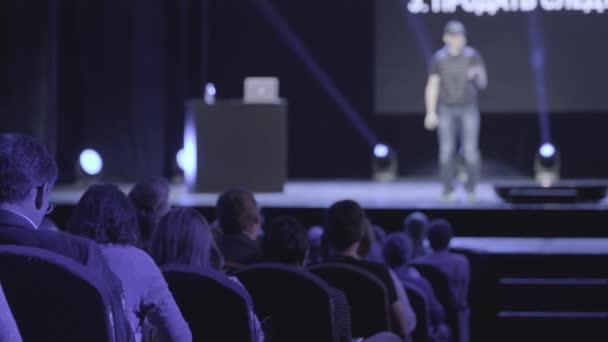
[[46, 202, 56, 215]]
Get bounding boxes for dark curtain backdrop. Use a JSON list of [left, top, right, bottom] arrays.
[[0, 0, 206, 182], [1, 0, 607, 182]]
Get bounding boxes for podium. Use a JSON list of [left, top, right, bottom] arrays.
[[185, 99, 287, 193]]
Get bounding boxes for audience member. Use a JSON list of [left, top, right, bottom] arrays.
[[418, 219, 470, 309], [68, 184, 191, 342], [149, 207, 264, 342], [403, 212, 430, 259], [363, 225, 388, 263], [0, 133, 133, 341], [215, 189, 262, 267], [306, 225, 324, 265], [264, 216, 403, 342], [0, 281, 22, 342], [128, 177, 171, 250], [383, 232, 449, 339], [325, 200, 417, 338]]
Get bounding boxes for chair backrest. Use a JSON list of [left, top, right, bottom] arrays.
[[236, 263, 351, 342], [161, 264, 255, 342], [403, 283, 432, 342], [412, 263, 454, 310], [309, 263, 392, 338], [0, 245, 114, 342]]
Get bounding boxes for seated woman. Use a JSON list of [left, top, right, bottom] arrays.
[[67, 184, 191, 342], [148, 207, 264, 342]]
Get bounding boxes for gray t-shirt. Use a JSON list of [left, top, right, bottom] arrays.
[[430, 47, 485, 106]]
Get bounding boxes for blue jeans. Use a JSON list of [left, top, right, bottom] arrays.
[[438, 104, 481, 193]]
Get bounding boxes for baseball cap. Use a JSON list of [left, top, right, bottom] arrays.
[[444, 20, 466, 36]]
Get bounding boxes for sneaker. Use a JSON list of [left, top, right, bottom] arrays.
[[440, 191, 455, 202], [467, 192, 476, 203]]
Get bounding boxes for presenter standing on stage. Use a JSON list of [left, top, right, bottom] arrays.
[[424, 20, 487, 201]]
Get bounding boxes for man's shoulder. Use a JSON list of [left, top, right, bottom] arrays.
[[464, 46, 482, 58]]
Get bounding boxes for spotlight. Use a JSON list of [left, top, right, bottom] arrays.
[[79, 149, 103, 176], [176, 148, 186, 172], [372, 143, 398, 182], [534, 143, 560, 187]]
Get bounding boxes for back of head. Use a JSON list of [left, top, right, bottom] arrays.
[[150, 207, 217, 269], [68, 184, 139, 245], [403, 211, 429, 243], [0, 133, 58, 204], [325, 200, 366, 252], [427, 218, 454, 251], [128, 177, 170, 242], [263, 216, 309, 265], [383, 232, 413, 268], [215, 188, 259, 235]]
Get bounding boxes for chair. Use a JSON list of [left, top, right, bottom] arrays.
[[0, 245, 115, 342], [412, 263, 470, 342], [236, 263, 352, 342], [161, 264, 255, 342], [309, 263, 392, 338]]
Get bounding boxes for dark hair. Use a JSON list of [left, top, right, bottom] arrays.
[[0, 133, 58, 203], [216, 188, 259, 235], [383, 232, 413, 268], [128, 177, 170, 242], [403, 211, 429, 242], [68, 184, 139, 245], [263, 216, 309, 265], [427, 218, 453, 251], [149, 207, 219, 270], [325, 200, 366, 252]]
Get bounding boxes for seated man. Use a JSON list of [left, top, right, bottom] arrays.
[[128, 177, 171, 251], [215, 188, 262, 267], [403, 211, 430, 259], [324, 200, 416, 338], [417, 219, 470, 309], [383, 232, 449, 339], [263, 216, 401, 342], [0, 133, 132, 341]]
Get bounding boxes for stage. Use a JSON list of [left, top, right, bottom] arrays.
[[51, 180, 608, 238]]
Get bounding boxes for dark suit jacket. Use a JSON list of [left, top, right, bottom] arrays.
[[0, 209, 134, 342]]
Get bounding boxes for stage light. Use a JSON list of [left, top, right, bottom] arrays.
[[372, 144, 398, 182], [176, 148, 186, 172], [534, 143, 560, 187], [79, 149, 103, 176], [539, 143, 555, 158], [182, 111, 198, 188], [374, 144, 389, 158]]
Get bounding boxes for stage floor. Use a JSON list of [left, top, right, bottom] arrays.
[[52, 180, 608, 210]]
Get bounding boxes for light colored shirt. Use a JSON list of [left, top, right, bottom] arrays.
[[99, 245, 192, 342]]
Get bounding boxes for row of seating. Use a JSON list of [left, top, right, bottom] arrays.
[[0, 244, 466, 342]]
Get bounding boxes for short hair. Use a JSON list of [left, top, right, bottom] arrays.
[[403, 211, 429, 242], [128, 177, 170, 242], [0, 133, 58, 203], [427, 218, 454, 251], [383, 232, 413, 268], [149, 207, 218, 270], [68, 184, 139, 245], [325, 200, 366, 252], [263, 216, 309, 264], [216, 188, 259, 235]]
